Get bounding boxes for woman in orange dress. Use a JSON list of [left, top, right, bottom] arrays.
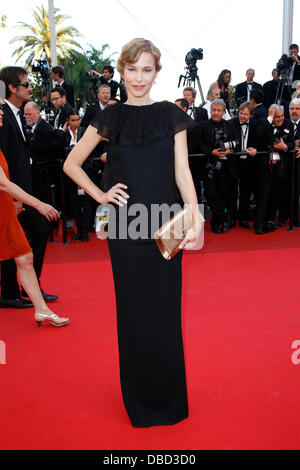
[[0, 109, 69, 327]]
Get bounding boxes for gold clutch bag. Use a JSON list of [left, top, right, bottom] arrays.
[[153, 207, 193, 260]]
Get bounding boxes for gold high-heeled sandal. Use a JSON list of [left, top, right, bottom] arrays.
[[34, 312, 69, 327]]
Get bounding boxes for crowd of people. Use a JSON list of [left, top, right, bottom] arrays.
[[0, 36, 300, 428], [0, 43, 300, 311]]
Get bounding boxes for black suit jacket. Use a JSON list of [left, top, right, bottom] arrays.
[[188, 106, 208, 122], [230, 117, 257, 150], [253, 104, 268, 121], [263, 79, 280, 108], [0, 103, 32, 194], [52, 102, 75, 129], [292, 59, 300, 83], [80, 102, 102, 129], [58, 81, 75, 107], [235, 81, 262, 105], [197, 118, 239, 177], [30, 118, 66, 162], [290, 119, 300, 140], [256, 118, 295, 177]]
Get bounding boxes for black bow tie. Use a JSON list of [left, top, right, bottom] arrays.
[[240, 122, 249, 126]]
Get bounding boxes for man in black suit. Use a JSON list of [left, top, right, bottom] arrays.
[[64, 112, 94, 242], [50, 87, 75, 129], [288, 98, 300, 225], [182, 86, 208, 203], [24, 101, 67, 201], [250, 89, 268, 121], [183, 87, 208, 121], [52, 65, 75, 107], [0, 66, 57, 308], [254, 104, 294, 234], [235, 69, 263, 108], [88, 65, 119, 99], [81, 84, 111, 128], [197, 99, 239, 233], [263, 69, 280, 109], [230, 102, 258, 228], [288, 44, 300, 94]]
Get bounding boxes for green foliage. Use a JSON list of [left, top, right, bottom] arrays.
[[10, 4, 82, 65], [60, 44, 116, 107]]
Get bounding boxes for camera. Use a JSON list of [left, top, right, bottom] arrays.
[[276, 54, 294, 79], [206, 161, 222, 179], [214, 127, 239, 152], [185, 48, 203, 66], [31, 59, 50, 80]]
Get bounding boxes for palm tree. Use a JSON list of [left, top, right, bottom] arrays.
[[0, 14, 7, 29], [10, 5, 82, 65]]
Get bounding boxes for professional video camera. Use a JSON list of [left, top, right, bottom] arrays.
[[276, 54, 294, 80], [86, 71, 99, 99], [178, 47, 205, 104], [185, 48, 203, 80], [32, 59, 50, 83]]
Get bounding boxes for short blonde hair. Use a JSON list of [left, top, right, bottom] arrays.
[[117, 38, 162, 75]]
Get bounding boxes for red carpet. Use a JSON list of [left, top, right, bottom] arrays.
[[1, 224, 300, 450]]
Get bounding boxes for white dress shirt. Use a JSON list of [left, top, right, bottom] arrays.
[[5, 99, 26, 141]]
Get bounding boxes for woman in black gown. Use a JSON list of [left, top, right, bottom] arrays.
[[64, 38, 202, 427]]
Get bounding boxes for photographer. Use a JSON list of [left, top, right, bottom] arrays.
[[24, 101, 67, 201], [230, 102, 258, 228], [52, 65, 75, 107], [64, 111, 94, 242], [88, 65, 119, 99], [288, 44, 300, 93], [197, 99, 239, 233], [289, 98, 300, 226], [263, 69, 280, 109], [50, 87, 75, 129], [254, 104, 294, 234]]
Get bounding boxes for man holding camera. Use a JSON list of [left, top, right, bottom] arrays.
[[88, 65, 119, 99], [254, 105, 294, 234], [197, 99, 239, 233], [288, 44, 300, 93]]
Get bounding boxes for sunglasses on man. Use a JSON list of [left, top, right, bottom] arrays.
[[16, 82, 31, 88]]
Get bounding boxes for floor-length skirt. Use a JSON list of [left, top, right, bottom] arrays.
[[108, 236, 188, 427]]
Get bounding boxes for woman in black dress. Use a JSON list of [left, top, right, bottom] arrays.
[[64, 38, 202, 427]]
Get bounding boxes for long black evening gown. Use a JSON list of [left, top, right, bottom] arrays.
[[91, 101, 193, 427]]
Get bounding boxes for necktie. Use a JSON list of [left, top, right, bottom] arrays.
[[294, 122, 299, 136], [17, 109, 28, 141]]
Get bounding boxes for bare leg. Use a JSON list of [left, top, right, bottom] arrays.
[[15, 252, 69, 327]]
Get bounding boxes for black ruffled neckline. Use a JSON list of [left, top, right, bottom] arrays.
[[90, 100, 194, 146]]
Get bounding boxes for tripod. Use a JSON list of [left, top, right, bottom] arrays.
[[275, 74, 292, 107], [178, 63, 205, 105]]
